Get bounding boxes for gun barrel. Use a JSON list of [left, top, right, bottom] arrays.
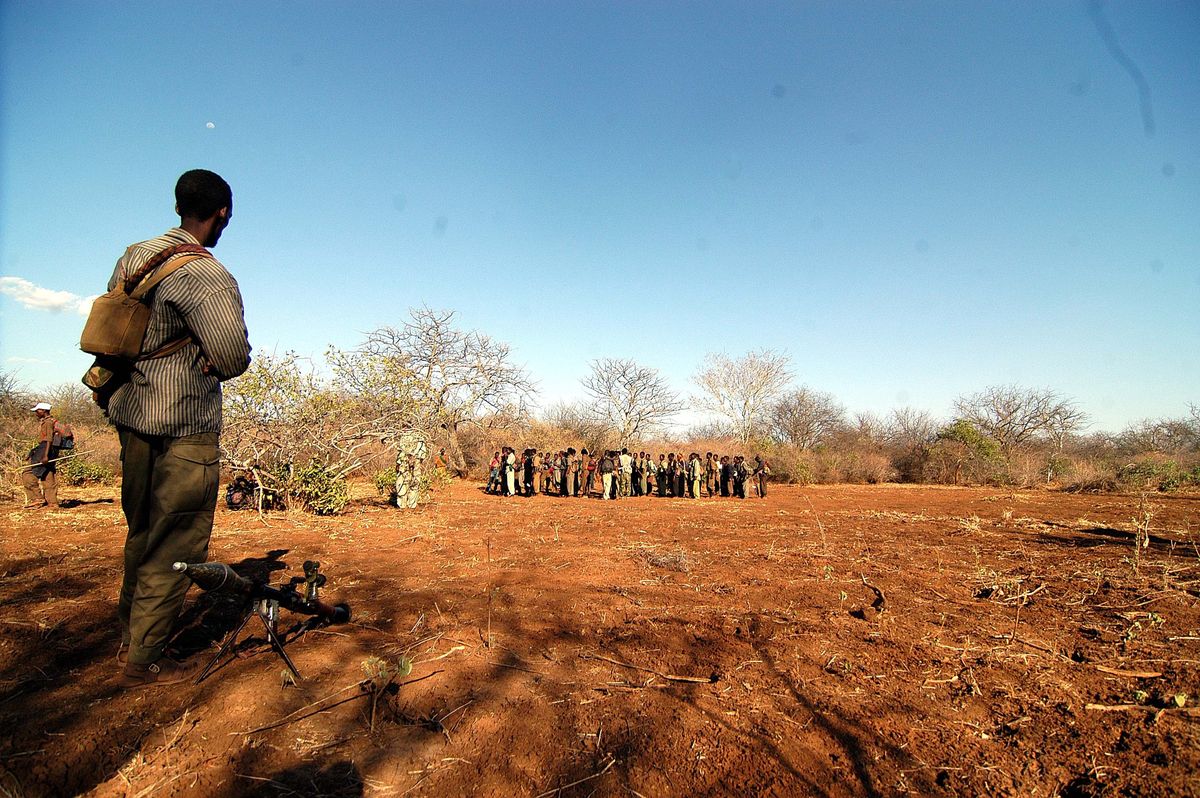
[[172, 561, 253, 595], [173, 561, 351, 624], [262, 583, 350, 623]]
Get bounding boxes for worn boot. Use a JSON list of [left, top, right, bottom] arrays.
[[117, 656, 198, 689]]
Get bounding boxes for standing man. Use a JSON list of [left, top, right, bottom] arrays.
[[531, 449, 543, 495], [581, 449, 595, 497], [618, 448, 633, 498], [567, 447, 581, 497], [732, 456, 748, 499], [599, 451, 616, 499], [109, 170, 251, 688], [505, 447, 517, 496], [689, 452, 703, 499], [552, 450, 566, 496], [21, 402, 59, 508], [486, 451, 501, 493], [522, 449, 535, 497], [753, 455, 771, 498]]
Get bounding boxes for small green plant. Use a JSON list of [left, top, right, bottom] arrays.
[[1132, 493, 1154, 572], [289, 459, 349, 515], [57, 457, 115, 486], [1118, 458, 1198, 492], [373, 463, 446, 506], [426, 465, 453, 490], [374, 467, 398, 499], [1044, 453, 1071, 484], [359, 655, 414, 732], [361, 655, 413, 689]]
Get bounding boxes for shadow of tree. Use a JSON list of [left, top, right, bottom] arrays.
[[1035, 525, 1179, 552], [0, 550, 372, 797], [58, 497, 115, 508], [0, 543, 971, 797], [240, 759, 364, 797]]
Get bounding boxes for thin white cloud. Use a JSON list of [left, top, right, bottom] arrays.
[[0, 276, 96, 316]]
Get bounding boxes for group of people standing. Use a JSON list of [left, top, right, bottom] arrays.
[[486, 447, 770, 500]]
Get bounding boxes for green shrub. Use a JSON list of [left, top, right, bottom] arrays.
[[375, 468, 397, 499], [427, 465, 453, 490], [925, 420, 1006, 485], [1118, 457, 1197, 492], [375, 462, 450, 506], [289, 459, 349, 515], [761, 449, 813, 485], [57, 457, 115, 486]]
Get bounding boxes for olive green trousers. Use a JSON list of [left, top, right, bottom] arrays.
[[117, 428, 219, 665]]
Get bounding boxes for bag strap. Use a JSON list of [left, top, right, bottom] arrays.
[[123, 243, 210, 296], [123, 244, 210, 360], [139, 334, 194, 361], [129, 252, 208, 301]]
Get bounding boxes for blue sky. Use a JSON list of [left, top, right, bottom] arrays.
[[2, 1, 1197, 433]]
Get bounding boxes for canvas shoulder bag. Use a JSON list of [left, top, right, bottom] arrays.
[[79, 243, 209, 359]]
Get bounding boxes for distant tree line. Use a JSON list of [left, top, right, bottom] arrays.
[[3, 311, 1197, 510]]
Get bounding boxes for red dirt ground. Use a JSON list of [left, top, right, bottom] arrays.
[[0, 481, 1197, 797]]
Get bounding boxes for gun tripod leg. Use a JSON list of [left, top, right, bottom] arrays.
[[194, 608, 256, 685], [258, 613, 302, 681]]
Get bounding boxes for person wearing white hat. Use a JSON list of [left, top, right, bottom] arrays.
[[21, 402, 58, 508]]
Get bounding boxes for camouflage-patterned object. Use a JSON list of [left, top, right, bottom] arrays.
[[394, 430, 428, 509]]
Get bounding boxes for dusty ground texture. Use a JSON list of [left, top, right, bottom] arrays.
[[0, 481, 1197, 797]]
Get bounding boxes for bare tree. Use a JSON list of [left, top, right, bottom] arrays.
[[542, 400, 615, 453], [0, 371, 32, 500], [1117, 416, 1199, 455], [767, 386, 845, 449], [953, 385, 1086, 452], [685, 420, 734, 441], [42, 384, 108, 428], [692, 350, 792, 444], [581, 358, 683, 445], [886, 407, 940, 482], [851, 411, 888, 444], [330, 307, 536, 473], [887, 407, 940, 448], [0, 370, 29, 418]]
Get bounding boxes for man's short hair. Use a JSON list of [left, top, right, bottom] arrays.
[[176, 169, 232, 220]]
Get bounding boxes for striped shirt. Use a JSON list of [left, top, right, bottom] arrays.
[[105, 227, 251, 437]]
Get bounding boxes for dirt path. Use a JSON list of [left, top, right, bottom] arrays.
[[1, 482, 1197, 797]]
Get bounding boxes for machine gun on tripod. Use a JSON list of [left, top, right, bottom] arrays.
[[173, 560, 351, 683]]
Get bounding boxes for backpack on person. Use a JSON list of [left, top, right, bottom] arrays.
[[51, 420, 75, 452], [79, 244, 209, 406]]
